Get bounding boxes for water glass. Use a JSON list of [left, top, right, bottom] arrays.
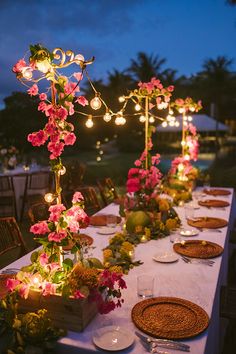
[[106, 214, 117, 228], [184, 204, 195, 221], [137, 275, 154, 298]]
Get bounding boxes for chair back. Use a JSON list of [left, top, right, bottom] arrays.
[[97, 177, 118, 206], [63, 186, 101, 216], [0, 217, 27, 258], [0, 176, 16, 218], [28, 202, 50, 224], [63, 162, 86, 190], [28, 171, 52, 190]]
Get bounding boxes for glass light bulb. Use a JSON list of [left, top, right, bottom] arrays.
[[135, 103, 141, 111], [75, 54, 85, 64], [139, 115, 146, 123], [59, 166, 66, 175], [157, 103, 164, 110], [85, 118, 94, 128], [44, 193, 54, 203], [175, 121, 180, 127], [36, 59, 51, 73], [162, 121, 168, 127], [166, 115, 172, 121], [183, 121, 188, 127], [187, 115, 193, 122], [99, 150, 104, 155], [184, 154, 190, 161], [178, 163, 184, 172], [169, 121, 175, 127], [22, 67, 33, 79], [189, 106, 195, 112], [103, 112, 112, 122], [181, 140, 186, 146], [118, 96, 125, 102], [162, 102, 168, 109], [96, 156, 101, 162], [178, 107, 185, 113], [104, 137, 109, 142], [90, 96, 102, 110], [169, 109, 174, 115], [149, 116, 155, 123]]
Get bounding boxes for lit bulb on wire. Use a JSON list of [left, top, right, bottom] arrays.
[[139, 115, 146, 123], [58, 166, 66, 175], [135, 103, 141, 111], [162, 121, 167, 127], [118, 96, 125, 103], [103, 111, 112, 122], [85, 116, 94, 128], [22, 67, 33, 79], [90, 95, 102, 110], [44, 193, 55, 203], [149, 116, 155, 123], [115, 112, 126, 125]]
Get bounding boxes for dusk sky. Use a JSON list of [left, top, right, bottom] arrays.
[[0, 0, 235, 108]]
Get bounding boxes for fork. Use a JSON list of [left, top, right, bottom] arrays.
[[195, 227, 222, 233], [140, 340, 169, 354], [182, 255, 214, 266]]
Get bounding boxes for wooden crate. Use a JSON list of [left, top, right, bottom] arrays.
[[18, 289, 98, 332]]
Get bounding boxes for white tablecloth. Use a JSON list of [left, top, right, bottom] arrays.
[[1, 187, 235, 354]]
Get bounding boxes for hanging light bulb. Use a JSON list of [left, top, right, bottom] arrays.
[[135, 103, 141, 111], [103, 111, 112, 122], [36, 59, 51, 73], [157, 103, 164, 110], [44, 193, 55, 203], [162, 121, 168, 127], [85, 116, 94, 128], [96, 156, 102, 162], [181, 140, 186, 146], [169, 109, 174, 115], [162, 102, 168, 109], [22, 67, 33, 79], [115, 112, 126, 125], [189, 106, 195, 112], [183, 121, 188, 127], [149, 116, 155, 123], [99, 150, 104, 155], [118, 96, 125, 103], [90, 94, 102, 110], [184, 154, 190, 161], [58, 166, 66, 175], [139, 115, 146, 123], [178, 107, 185, 113], [175, 121, 180, 127], [187, 115, 193, 122], [166, 115, 173, 122], [75, 54, 85, 64], [169, 121, 175, 127]]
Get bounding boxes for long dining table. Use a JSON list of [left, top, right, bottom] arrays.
[[1, 187, 235, 354]]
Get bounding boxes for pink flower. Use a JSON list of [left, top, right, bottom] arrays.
[[72, 191, 84, 203], [39, 93, 47, 101], [12, 59, 27, 73], [65, 101, 75, 115], [74, 289, 86, 299], [75, 96, 88, 106], [73, 72, 83, 81], [167, 85, 174, 92], [42, 282, 56, 296], [28, 130, 48, 147], [47, 141, 64, 159], [56, 106, 68, 121], [6, 278, 20, 291], [48, 262, 60, 272], [27, 84, 39, 96], [68, 220, 80, 233], [48, 230, 67, 242], [39, 253, 49, 266], [126, 177, 141, 193], [30, 221, 50, 235], [127, 168, 139, 178], [49, 203, 66, 222], [134, 159, 142, 167], [19, 284, 30, 299], [64, 132, 76, 145]]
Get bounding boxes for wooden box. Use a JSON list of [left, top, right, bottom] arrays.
[[18, 289, 98, 332]]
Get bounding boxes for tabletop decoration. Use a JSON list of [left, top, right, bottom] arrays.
[[1, 43, 127, 340], [162, 97, 202, 204], [0, 144, 19, 171], [131, 296, 209, 340], [173, 239, 223, 258]]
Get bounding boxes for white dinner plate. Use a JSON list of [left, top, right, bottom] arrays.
[[180, 229, 199, 237], [93, 325, 134, 351], [153, 251, 179, 263], [97, 227, 117, 235]]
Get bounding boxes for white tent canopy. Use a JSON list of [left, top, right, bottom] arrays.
[[156, 114, 229, 133]]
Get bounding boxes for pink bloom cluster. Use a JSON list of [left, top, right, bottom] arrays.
[[30, 191, 89, 244], [184, 123, 199, 161], [173, 97, 202, 113], [138, 77, 173, 105], [170, 156, 193, 177], [12, 56, 89, 160]]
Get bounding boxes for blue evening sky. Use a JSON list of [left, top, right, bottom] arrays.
[[0, 0, 235, 107]]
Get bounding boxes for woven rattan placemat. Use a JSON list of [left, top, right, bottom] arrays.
[[198, 199, 229, 208], [173, 240, 223, 258], [132, 297, 209, 340], [62, 234, 94, 251], [203, 189, 231, 196], [187, 217, 228, 229], [89, 214, 121, 226]]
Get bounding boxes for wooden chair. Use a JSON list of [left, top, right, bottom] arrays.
[[0, 175, 17, 219], [0, 217, 27, 268], [20, 171, 52, 221], [62, 161, 86, 191], [63, 186, 101, 216], [28, 202, 50, 224], [97, 177, 119, 206]]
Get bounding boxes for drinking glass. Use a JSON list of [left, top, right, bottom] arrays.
[[184, 204, 195, 221], [106, 214, 117, 228], [137, 275, 154, 298]]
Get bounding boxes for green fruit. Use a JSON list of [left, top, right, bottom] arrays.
[[126, 211, 151, 233], [87, 257, 104, 269]]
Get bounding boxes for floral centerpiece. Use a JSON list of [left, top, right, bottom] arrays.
[[0, 144, 19, 170], [163, 97, 202, 204], [1, 44, 127, 351]]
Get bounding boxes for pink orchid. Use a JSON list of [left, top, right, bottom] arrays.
[[27, 84, 39, 96], [39, 93, 47, 101], [30, 221, 50, 235], [47, 141, 64, 159], [134, 159, 142, 167], [18, 284, 30, 299], [39, 253, 49, 266], [128, 167, 139, 178], [126, 177, 141, 193], [67, 220, 80, 233], [56, 106, 68, 121], [42, 282, 57, 296], [73, 72, 83, 81], [28, 130, 48, 147], [48, 230, 67, 242], [6, 278, 20, 292], [76, 96, 89, 106], [64, 132, 76, 145], [12, 59, 27, 73], [167, 85, 174, 92], [72, 191, 84, 203]]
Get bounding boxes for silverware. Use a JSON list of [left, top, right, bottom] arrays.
[[140, 340, 169, 354], [135, 331, 190, 352], [181, 255, 214, 266], [195, 227, 222, 233]]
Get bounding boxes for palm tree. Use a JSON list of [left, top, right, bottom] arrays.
[[127, 52, 166, 82]]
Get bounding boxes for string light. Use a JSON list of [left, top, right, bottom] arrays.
[[118, 96, 125, 103], [90, 95, 102, 110], [149, 116, 155, 123], [135, 103, 141, 111], [99, 150, 104, 155], [115, 112, 126, 125], [103, 111, 112, 122], [96, 156, 101, 162], [162, 121, 168, 127], [85, 116, 94, 128], [189, 106, 195, 112], [178, 107, 185, 114], [36, 59, 52, 73], [175, 121, 180, 127], [139, 115, 146, 123], [58, 166, 66, 175], [44, 193, 55, 203], [187, 115, 193, 122], [22, 67, 33, 79]]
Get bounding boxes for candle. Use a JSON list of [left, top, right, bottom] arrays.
[[128, 250, 135, 260], [140, 235, 148, 243]]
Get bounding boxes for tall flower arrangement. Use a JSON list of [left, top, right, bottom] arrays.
[[7, 44, 126, 315]]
